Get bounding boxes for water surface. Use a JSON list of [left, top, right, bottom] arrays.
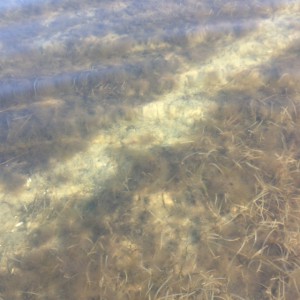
[[1, 0, 300, 299]]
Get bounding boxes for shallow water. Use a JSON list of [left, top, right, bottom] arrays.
[[1, 0, 300, 299]]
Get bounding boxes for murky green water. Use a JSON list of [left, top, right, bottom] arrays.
[[1, 0, 300, 299]]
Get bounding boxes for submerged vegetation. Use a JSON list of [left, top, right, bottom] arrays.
[[0, 0, 300, 299]]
